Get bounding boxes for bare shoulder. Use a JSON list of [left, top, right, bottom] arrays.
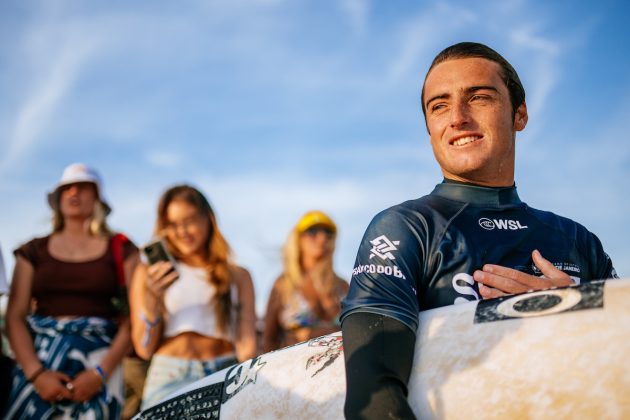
[[270, 274, 287, 292], [230, 265, 254, 288]]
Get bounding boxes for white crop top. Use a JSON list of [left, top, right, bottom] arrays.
[[163, 263, 235, 341]]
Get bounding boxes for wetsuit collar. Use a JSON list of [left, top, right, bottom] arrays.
[[431, 179, 522, 206]]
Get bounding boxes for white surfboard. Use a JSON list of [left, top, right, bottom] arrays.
[[135, 278, 630, 419]]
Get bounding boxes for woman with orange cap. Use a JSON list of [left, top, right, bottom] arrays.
[[5, 163, 139, 419], [263, 211, 348, 351]]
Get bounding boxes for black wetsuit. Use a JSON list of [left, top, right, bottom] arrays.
[[340, 181, 618, 419]]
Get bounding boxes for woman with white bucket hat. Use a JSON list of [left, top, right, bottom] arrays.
[[5, 163, 139, 419]]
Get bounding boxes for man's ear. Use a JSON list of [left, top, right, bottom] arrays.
[[514, 102, 528, 131]]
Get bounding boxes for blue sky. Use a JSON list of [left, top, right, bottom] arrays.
[[1, 0, 629, 314]]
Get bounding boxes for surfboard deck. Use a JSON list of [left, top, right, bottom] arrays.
[[135, 278, 630, 419]]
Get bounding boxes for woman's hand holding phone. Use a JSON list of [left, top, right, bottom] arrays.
[[140, 240, 179, 318], [145, 261, 179, 299]]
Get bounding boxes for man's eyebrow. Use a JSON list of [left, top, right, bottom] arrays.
[[424, 93, 450, 108], [466, 85, 500, 94]]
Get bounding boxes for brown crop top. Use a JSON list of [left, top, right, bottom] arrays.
[[14, 235, 137, 318]]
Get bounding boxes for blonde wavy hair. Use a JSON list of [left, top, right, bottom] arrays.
[[155, 185, 233, 333], [279, 223, 337, 304], [51, 189, 112, 237]]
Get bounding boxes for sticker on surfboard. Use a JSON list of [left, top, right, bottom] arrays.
[[222, 357, 267, 403], [474, 280, 605, 323], [137, 381, 224, 419]]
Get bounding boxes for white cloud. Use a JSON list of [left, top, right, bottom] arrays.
[[339, 0, 369, 36], [509, 27, 561, 125], [145, 150, 185, 168], [386, 3, 478, 84], [0, 33, 99, 173]]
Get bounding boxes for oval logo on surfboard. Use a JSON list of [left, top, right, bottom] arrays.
[[496, 289, 582, 318], [473, 280, 605, 323]]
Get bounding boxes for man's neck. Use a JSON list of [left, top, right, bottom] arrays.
[[443, 177, 515, 188]]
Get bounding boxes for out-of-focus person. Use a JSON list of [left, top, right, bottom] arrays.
[[1, 242, 13, 417], [5, 163, 139, 419], [263, 211, 349, 352], [0, 242, 7, 295], [130, 185, 256, 410]]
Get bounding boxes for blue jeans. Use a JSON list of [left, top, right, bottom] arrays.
[[141, 353, 236, 410]]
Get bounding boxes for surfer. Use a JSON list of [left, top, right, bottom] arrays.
[[340, 42, 619, 419], [129, 185, 257, 410], [262, 210, 349, 351]]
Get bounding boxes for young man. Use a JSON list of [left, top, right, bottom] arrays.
[[340, 42, 618, 419]]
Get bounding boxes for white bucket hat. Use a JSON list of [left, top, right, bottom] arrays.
[[47, 163, 112, 214]]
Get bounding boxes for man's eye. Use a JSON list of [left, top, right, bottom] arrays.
[[471, 94, 490, 102], [431, 103, 446, 112]]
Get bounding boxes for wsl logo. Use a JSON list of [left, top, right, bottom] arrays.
[[479, 218, 528, 231]]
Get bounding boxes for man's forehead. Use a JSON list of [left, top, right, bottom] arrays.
[[424, 57, 505, 97]]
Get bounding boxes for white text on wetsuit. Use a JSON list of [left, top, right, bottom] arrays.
[[352, 264, 406, 280]]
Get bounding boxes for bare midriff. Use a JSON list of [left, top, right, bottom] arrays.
[[156, 332, 235, 360]]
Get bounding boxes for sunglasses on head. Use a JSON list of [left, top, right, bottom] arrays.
[[303, 226, 335, 238]]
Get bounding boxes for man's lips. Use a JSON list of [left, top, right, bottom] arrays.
[[450, 134, 483, 146]]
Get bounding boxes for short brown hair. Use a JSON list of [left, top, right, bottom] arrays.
[[421, 42, 525, 119]]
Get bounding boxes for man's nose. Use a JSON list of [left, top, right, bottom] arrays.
[[450, 102, 470, 128]]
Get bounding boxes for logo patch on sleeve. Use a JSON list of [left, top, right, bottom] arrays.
[[369, 235, 400, 260]]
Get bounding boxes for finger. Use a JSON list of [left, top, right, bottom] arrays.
[[474, 270, 531, 294], [481, 264, 550, 290], [478, 283, 507, 299], [147, 260, 177, 279], [532, 250, 573, 287], [155, 270, 179, 290], [55, 384, 73, 400], [147, 261, 169, 279], [52, 371, 73, 383]]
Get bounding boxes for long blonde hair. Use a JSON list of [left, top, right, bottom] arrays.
[[279, 225, 337, 304], [155, 185, 233, 333], [51, 196, 112, 238]]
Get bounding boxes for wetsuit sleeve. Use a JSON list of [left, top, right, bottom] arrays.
[[584, 231, 619, 280], [340, 208, 423, 332], [342, 312, 416, 420]]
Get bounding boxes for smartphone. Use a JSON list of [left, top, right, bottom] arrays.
[[142, 239, 176, 267]]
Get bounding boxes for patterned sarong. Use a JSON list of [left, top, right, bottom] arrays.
[[4, 316, 123, 420]]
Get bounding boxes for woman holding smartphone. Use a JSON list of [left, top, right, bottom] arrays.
[[5, 163, 139, 419], [130, 185, 256, 410], [263, 210, 348, 351]]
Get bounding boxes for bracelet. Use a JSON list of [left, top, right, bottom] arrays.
[[93, 365, 107, 383], [140, 311, 161, 327], [27, 366, 46, 382], [140, 312, 162, 347]]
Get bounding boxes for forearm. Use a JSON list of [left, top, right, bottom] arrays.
[[235, 296, 257, 360], [235, 335, 256, 361], [342, 312, 417, 420], [262, 332, 280, 353], [6, 314, 42, 376], [131, 291, 164, 359]]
